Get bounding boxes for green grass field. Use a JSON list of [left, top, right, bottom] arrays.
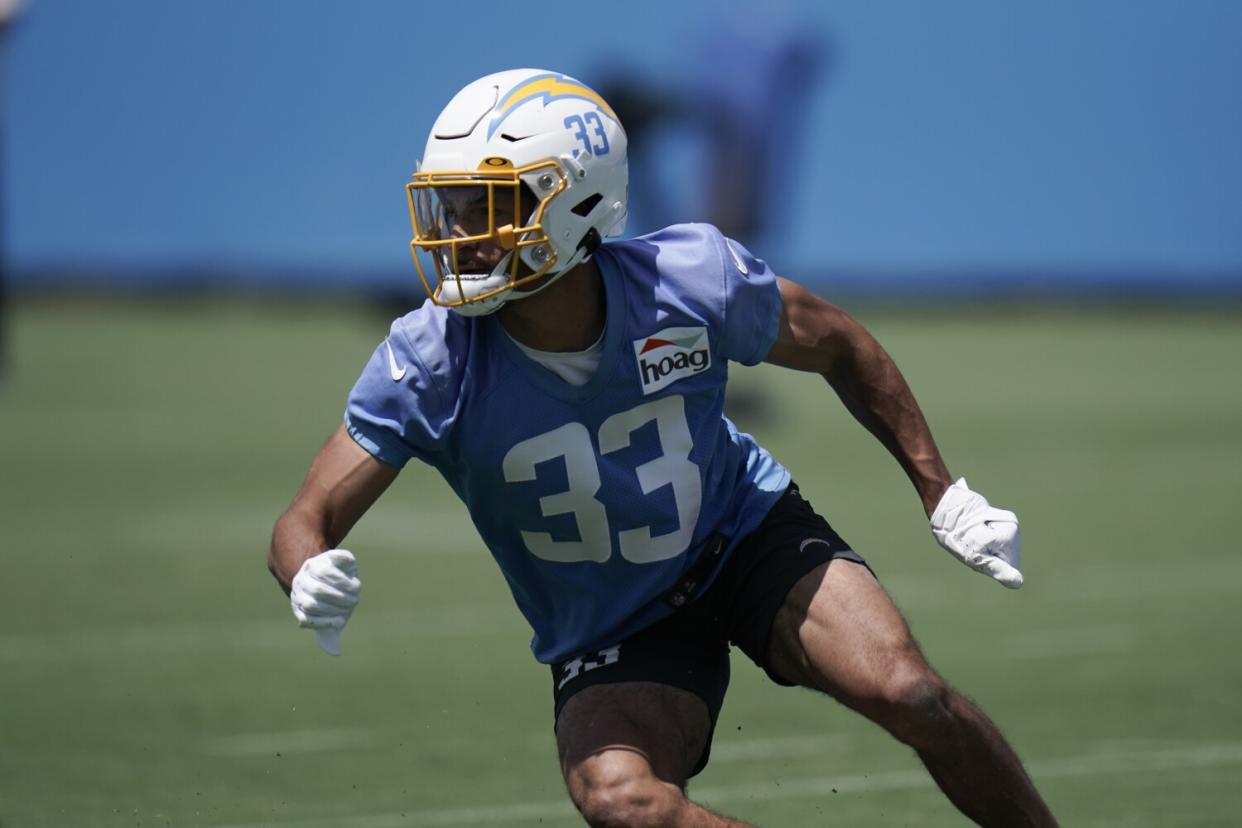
[[2, 297, 1240, 827]]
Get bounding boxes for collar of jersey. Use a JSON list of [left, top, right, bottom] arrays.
[[486, 246, 628, 401]]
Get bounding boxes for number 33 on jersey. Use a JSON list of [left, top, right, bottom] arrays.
[[503, 394, 700, 565]]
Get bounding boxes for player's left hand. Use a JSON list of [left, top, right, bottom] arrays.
[[290, 549, 362, 655], [930, 478, 1023, 589]]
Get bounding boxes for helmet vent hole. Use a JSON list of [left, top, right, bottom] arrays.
[[571, 193, 603, 217]]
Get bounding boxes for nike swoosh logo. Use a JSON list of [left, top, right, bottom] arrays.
[[385, 339, 407, 382], [726, 240, 748, 275], [799, 538, 832, 553]]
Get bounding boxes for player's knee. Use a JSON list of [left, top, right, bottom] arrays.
[[874, 661, 954, 749], [569, 759, 684, 827]]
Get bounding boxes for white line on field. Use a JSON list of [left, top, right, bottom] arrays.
[[694, 742, 1242, 805], [1041, 560, 1242, 605], [882, 557, 1242, 611], [710, 734, 852, 762], [131, 507, 480, 558], [207, 741, 1242, 828], [0, 610, 1139, 665], [206, 729, 848, 763], [0, 604, 519, 662], [6, 554, 1236, 664], [1004, 623, 1138, 658]]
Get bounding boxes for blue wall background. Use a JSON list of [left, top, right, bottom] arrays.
[[4, 0, 1241, 294]]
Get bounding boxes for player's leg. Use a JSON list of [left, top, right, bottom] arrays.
[[765, 558, 1058, 827], [556, 681, 751, 827]]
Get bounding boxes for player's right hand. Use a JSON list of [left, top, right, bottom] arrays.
[[290, 549, 361, 656]]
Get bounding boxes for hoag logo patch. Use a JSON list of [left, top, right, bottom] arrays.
[[633, 326, 711, 394]]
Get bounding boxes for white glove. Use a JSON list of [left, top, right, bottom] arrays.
[[930, 478, 1023, 589], [290, 549, 361, 655]]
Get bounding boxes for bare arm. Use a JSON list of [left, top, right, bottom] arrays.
[[763, 277, 952, 517], [268, 425, 400, 595]]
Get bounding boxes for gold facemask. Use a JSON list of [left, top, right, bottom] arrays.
[[406, 158, 566, 309]]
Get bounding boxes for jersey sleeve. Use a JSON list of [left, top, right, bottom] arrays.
[[344, 318, 453, 469], [715, 231, 782, 366]]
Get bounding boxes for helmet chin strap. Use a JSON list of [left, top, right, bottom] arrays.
[[446, 291, 508, 317], [441, 251, 560, 317], [438, 258, 514, 317]]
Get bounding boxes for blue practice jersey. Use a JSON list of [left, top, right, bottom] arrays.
[[346, 223, 791, 663]]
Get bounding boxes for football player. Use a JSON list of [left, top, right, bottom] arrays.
[[269, 69, 1057, 827]]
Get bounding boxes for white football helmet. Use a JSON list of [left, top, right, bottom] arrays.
[[407, 69, 629, 315]]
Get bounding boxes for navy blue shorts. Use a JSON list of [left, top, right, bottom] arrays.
[[550, 481, 871, 776]]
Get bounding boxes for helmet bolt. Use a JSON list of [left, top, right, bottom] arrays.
[[532, 245, 549, 263], [538, 174, 555, 191]]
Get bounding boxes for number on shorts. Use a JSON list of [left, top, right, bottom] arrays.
[[557, 645, 621, 691]]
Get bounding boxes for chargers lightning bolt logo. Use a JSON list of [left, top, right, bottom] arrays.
[[487, 73, 618, 140]]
